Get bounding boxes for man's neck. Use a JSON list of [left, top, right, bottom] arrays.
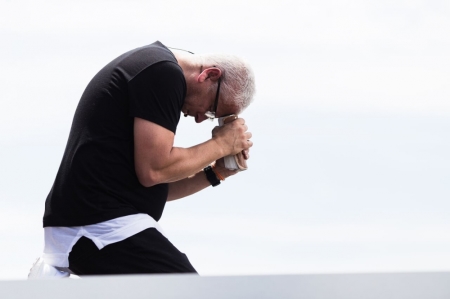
[[172, 50, 200, 78]]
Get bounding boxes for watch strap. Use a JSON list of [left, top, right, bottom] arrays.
[[204, 166, 221, 187]]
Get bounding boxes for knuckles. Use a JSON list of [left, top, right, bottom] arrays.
[[213, 117, 253, 153]]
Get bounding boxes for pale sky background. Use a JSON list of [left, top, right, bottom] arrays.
[[1, 0, 449, 280]]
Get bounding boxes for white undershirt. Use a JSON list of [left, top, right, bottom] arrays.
[[43, 213, 165, 268]]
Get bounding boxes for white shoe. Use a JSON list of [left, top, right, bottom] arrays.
[[28, 257, 70, 279]]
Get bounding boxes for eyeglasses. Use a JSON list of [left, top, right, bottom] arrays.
[[204, 77, 222, 121]]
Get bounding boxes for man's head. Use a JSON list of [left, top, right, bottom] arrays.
[[180, 53, 255, 122], [199, 54, 255, 116]]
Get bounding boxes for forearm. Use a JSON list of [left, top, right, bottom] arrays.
[[166, 160, 237, 201], [134, 117, 250, 187], [149, 139, 224, 185], [166, 170, 211, 201]]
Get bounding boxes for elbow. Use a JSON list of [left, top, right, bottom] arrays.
[[136, 169, 162, 188]]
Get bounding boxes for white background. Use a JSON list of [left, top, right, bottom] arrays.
[[1, 0, 449, 280]]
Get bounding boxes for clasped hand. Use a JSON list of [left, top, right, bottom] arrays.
[[212, 117, 252, 157]]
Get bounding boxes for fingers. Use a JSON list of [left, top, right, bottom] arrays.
[[242, 149, 250, 160], [211, 126, 220, 134], [237, 119, 252, 152], [235, 117, 245, 125], [212, 117, 253, 155], [214, 157, 239, 178]]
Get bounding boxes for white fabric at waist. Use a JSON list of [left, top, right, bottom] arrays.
[[43, 213, 165, 268]]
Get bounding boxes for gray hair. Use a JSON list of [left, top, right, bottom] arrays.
[[198, 54, 255, 113]]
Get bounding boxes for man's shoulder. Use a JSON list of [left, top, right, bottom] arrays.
[[115, 41, 180, 80], [131, 41, 174, 58], [121, 41, 177, 66]]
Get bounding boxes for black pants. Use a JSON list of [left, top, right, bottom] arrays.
[[68, 228, 197, 275]]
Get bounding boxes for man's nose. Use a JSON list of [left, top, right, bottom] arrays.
[[195, 113, 208, 123]]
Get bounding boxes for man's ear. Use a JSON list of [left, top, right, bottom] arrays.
[[197, 67, 222, 83]]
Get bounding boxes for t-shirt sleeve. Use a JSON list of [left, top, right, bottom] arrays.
[[128, 61, 185, 133]]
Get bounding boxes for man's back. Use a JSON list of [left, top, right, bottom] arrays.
[[44, 41, 186, 227]]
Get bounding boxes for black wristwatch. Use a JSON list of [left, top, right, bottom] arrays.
[[203, 166, 221, 187]]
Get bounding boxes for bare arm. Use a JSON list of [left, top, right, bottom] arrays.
[[133, 117, 252, 187], [166, 157, 243, 201]]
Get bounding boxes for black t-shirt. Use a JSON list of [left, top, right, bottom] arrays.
[[43, 41, 185, 227]]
